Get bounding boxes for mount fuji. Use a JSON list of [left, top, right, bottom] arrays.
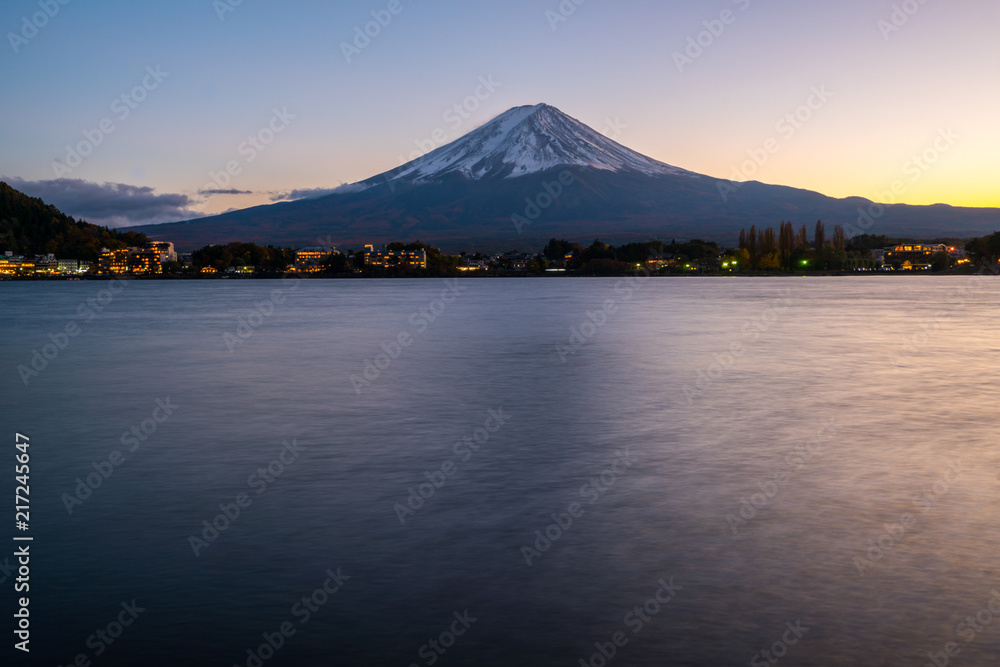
[[131, 104, 1000, 251], [370, 104, 696, 183]]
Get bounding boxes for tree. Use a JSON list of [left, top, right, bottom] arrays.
[[321, 253, 349, 273], [779, 221, 795, 269], [745, 225, 758, 266], [832, 225, 846, 252], [725, 248, 750, 271], [161, 261, 182, 275], [573, 239, 615, 266], [543, 238, 581, 260], [758, 253, 781, 270], [760, 227, 777, 258], [931, 251, 951, 272], [191, 242, 293, 273], [796, 225, 809, 250], [846, 234, 891, 253], [814, 220, 826, 254], [964, 233, 1000, 266]]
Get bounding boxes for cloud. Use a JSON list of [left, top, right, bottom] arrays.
[[2, 177, 201, 227], [269, 183, 367, 202], [198, 188, 254, 196]]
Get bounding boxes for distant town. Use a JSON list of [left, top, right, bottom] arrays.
[[0, 231, 988, 279], [3, 181, 997, 279]]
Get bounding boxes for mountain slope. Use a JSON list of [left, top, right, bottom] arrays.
[[128, 105, 1000, 251], [0, 181, 148, 259], [370, 104, 696, 184]]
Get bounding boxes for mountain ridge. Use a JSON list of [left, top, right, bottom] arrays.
[[127, 104, 1000, 251]]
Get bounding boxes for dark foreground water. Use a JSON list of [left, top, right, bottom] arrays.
[[3, 276, 1000, 666]]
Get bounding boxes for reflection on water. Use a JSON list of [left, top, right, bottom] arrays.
[[3, 276, 1000, 666]]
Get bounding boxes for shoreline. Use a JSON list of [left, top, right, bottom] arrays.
[[1, 270, 993, 282]]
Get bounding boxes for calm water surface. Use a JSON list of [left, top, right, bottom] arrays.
[[3, 277, 1000, 666]]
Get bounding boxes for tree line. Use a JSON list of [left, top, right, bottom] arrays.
[[736, 220, 850, 270], [544, 238, 721, 275], [964, 232, 1000, 266], [186, 241, 463, 276]]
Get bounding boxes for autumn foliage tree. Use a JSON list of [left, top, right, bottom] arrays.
[[737, 223, 785, 269], [778, 221, 795, 269], [814, 221, 826, 254], [796, 225, 809, 250], [831, 225, 846, 252]]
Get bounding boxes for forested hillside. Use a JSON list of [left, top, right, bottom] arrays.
[[0, 181, 147, 260]]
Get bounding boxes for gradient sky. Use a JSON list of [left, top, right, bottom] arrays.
[[1, 0, 998, 226]]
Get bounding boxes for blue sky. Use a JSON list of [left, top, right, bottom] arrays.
[[2, 0, 998, 226]]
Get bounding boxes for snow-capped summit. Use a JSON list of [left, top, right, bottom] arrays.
[[373, 104, 696, 184]]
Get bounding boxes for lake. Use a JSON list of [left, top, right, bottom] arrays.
[[3, 276, 1000, 666]]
